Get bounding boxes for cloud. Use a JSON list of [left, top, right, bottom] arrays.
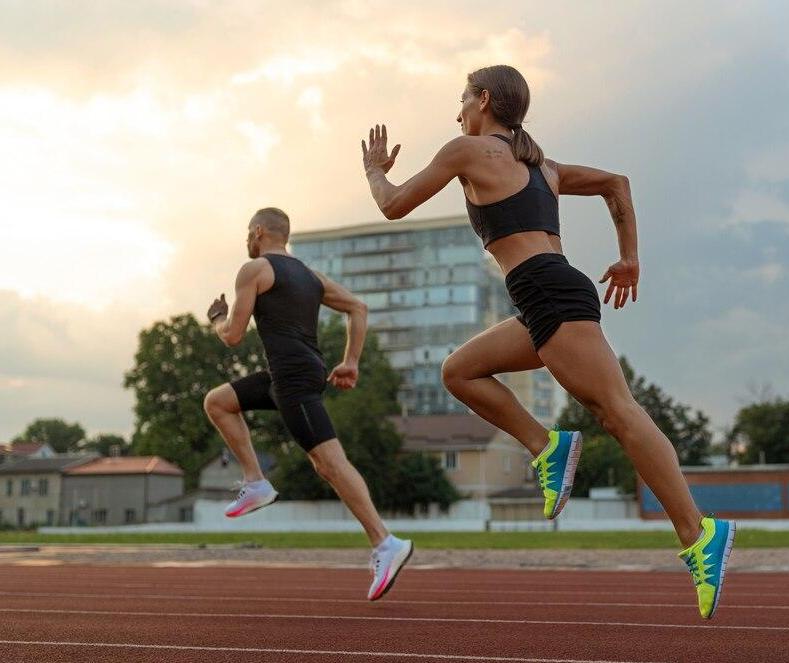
[[0, 0, 787, 440]]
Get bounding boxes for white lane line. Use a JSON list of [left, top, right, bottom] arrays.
[[1, 589, 786, 611], [0, 640, 667, 662], [0, 607, 786, 631], [7, 583, 787, 603]]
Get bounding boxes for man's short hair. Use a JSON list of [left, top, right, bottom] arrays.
[[250, 207, 290, 240]]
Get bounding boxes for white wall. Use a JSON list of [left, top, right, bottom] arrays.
[[191, 498, 491, 532]]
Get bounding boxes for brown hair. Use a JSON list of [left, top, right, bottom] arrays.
[[250, 207, 290, 240], [467, 65, 544, 166]]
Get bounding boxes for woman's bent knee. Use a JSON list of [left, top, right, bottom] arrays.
[[441, 355, 465, 393], [597, 400, 641, 439]]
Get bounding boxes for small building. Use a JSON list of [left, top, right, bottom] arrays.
[[390, 414, 533, 498], [0, 455, 95, 527], [148, 449, 275, 523], [61, 456, 184, 526], [1, 442, 57, 464], [639, 464, 789, 519]]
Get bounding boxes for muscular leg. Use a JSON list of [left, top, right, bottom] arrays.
[[308, 439, 389, 547], [204, 384, 266, 483], [538, 321, 703, 547], [442, 317, 550, 457]]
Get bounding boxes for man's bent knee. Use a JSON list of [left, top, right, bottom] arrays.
[[308, 440, 347, 483], [203, 385, 239, 418]]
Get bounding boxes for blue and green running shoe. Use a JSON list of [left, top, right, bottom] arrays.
[[531, 430, 583, 519], [678, 516, 736, 619]]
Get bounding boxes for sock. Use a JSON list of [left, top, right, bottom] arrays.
[[246, 478, 273, 492]]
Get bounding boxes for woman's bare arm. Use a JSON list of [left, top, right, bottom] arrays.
[[363, 124, 470, 219], [548, 160, 639, 309]]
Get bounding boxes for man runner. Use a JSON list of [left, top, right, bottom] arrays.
[[203, 207, 412, 601]]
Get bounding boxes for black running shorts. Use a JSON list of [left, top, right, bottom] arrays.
[[230, 370, 336, 452], [505, 253, 601, 350]]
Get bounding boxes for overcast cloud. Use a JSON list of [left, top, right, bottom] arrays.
[[1, 0, 787, 440]]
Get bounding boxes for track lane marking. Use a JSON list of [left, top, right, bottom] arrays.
[[0, 640, 668, 662], [1, 589, 786, 610], [0, 607, 786, 631]]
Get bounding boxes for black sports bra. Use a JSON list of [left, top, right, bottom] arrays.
[[465, 134, 560, 247]]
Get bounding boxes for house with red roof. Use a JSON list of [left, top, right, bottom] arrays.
[[60, 456, 184, 526]]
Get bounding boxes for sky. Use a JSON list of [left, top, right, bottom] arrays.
[[1, 0, 787, 442]]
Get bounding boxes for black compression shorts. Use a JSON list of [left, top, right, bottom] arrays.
[[230, 370, 336, 452], [505, 253, 601, 350]]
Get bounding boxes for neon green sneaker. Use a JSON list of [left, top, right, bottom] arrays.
[[678, 516, 736, 619], [531, 430, 583, 519]]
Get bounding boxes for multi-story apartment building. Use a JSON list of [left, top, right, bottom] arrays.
[[291, 215, 557, 423]]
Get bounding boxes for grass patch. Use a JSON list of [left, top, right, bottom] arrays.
[[0, 529, 787, 548]]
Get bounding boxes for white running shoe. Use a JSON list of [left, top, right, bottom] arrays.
[[224, 479, 279, 518], [367, 536, 413, 601]]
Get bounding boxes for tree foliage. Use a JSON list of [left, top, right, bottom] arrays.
[[12, 418, 85, 453], [124, 314, 268, 488], [557, 356, 713, 495], [83, 433, 129, 457], [728, 398, 789, 464], [124, 312, 458, 509]]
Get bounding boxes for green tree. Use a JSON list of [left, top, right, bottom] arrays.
[[392, 453, 460, 513], [124, 314, 269, 488], [557, 356, 713, 495], [728, 398, 789, 464], [83, 434, 129, 457], [124, 312, 459, 510], [12, 418, 85, 453]]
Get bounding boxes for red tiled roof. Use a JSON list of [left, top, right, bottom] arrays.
[[8, 442, 44, 456], [390, 414, 498, 451], [65, 456, 184, 476]]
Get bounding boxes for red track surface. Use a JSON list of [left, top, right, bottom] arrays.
[[0, 564, 787, 662]]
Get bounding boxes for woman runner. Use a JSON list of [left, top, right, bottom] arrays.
[[360, 64, 734, 619]]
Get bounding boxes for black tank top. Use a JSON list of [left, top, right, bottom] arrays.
[[254, 253, 325, 379], [465, 134, 560, 247]]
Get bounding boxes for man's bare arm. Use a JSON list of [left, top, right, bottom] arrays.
[[211, 261, 270, 346], [315, 272, 367, 389]]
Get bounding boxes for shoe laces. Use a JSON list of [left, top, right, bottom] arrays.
[[534, 460, 549, 490], [234, 481, 248, 500], [683, 552, 705, 586], [369, 551, 382, 577]]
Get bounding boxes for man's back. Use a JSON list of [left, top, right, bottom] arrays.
[[253, 253, 324, 380]]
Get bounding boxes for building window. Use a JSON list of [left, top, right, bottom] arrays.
[[443, 451, 458, 471], [93, 509, 107, 525], [179, 506, 194, 522], [17, 508, 24, 528], [5, 480, 11, 497], [504, 455, 512, 473], [125, 509, 136, 524], [38, 478, 48, 496], [46, 510, 55, 526], [21, 479, 31, 496]]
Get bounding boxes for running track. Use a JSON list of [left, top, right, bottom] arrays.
[[0, 565, 786, 662]]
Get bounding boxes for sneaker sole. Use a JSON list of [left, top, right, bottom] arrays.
[[548, 431, 583, 520], [370, 541, 414, 602], [708, 520, 736, 619], [225, 492, 279, 518]]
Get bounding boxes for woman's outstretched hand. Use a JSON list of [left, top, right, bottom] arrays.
[[362, 124, 401, 175], [599, 259, 639, 309]]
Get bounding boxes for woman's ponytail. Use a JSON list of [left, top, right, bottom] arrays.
[[511, 125, 544, 167]]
